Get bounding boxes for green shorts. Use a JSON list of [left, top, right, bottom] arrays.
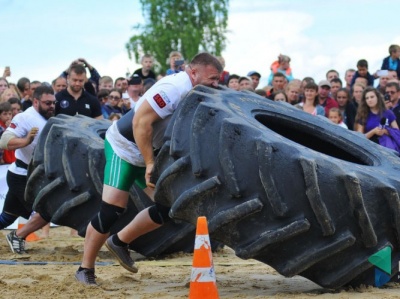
[[103, 138, 146, 190]]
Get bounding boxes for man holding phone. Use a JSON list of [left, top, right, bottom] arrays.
[[166, 51, 185, 75]]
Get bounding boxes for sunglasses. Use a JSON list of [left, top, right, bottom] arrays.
[[109, 96, 121, 100], [41, 100, 56, 106]]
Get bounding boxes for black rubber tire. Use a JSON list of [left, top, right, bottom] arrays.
[[152, 85, 400, 289], [25, 114, 196, 257]]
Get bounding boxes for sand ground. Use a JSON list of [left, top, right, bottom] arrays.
[[0, 226, 399, 299]]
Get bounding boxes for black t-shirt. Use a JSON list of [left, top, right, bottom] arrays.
[[133, 68, 156, 80], [55, 88, 102, 118]]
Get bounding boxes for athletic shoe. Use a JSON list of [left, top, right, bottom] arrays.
[[75, 268, 97, 286], [105, 236, 138, 273], [6, 230, 26, 254]]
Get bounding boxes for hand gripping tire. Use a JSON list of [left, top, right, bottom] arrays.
[[25, 114, 197, 256], [152, 85, 400, 289]]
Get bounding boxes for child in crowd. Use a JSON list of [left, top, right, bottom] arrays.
[[272, 91, 288, 102], [381, 44, 400, 79], [350, 59, 377, 88], [227, 74, 240, 91], [0, 102, 15, 164], [108, 113, 121, 122], [328, 107, 348, 129], [268, 54, 293, 85]]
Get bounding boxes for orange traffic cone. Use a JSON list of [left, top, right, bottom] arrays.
[[18, 217, 40, 242], [189, 216, 219, 299]]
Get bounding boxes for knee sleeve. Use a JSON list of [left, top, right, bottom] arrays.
[[91, 201, 125, 234], [148, 203, 171, 225], [0, 212, 18, 230]]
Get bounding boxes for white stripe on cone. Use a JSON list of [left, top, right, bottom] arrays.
[[190, 265, 216, 282], [194, 234, 211, 250]]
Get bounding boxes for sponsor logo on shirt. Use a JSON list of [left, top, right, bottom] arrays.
[[10, 123, 16, 129], [85, 104, 90, 109], [153, 93, 166, 108], [60, 100, 69, 109]]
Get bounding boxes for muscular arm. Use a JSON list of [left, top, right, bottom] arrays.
[[0, 128, 38, 150], [133, 100, 162, 187]]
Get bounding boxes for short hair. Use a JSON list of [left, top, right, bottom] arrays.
[[141, 54, 153, 63], [0, 102, 11, 114], [335, 88, 350, 101], [169, 51, 182, 60], [302, 77, 315, 84], [255, 89, 266, 97], [386, 81, 400, 92], [97, 89, 110, 99], [389, 44, 400, 55], [33, 85, 54, 100], [304, 82, 318, 92], [357, 59, 368, 68], [7, 97, 21, 106], [99, 76, 113, 85], [345, 68, 356, 75], [227, 74, 240, 84], [331, 78, 343, 86], [326, 69, 339, 78], [17, 77, 30, 93], [328, 107, 342, 117], [273, 72, 286, 79], [31, 80, 41, 85], [189, 52, 223, 73], [115, 77, 125, 83], [69, 64, 86, 75], [278, 54, 291, 63]]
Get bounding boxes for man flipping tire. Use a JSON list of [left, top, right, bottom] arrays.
[[75, 53, 222, 285]]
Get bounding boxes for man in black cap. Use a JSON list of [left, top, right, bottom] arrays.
[[127, 74, 143, 109], [247, 71, 261, 89]]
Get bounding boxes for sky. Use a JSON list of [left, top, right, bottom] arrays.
[[1, 0, 400, 88]]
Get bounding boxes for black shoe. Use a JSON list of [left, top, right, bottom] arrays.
[[105, 236, 138, 273], [75, 268, 97, 286]]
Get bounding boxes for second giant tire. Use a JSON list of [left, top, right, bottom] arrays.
[[152, 85, 400, 289], [25, 114, 196, 256]]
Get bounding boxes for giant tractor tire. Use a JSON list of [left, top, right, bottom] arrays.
[[152, 85, 400, 289], [25, 114, 196, 257]]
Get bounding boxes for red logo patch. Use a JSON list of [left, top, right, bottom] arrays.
[[153, 94, 166, 108], [10, 123, 16, 129]]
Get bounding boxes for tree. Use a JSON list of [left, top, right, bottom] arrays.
[[126, 0, 229, 74]]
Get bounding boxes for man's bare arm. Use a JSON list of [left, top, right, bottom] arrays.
[[0, 128, 39, 150]]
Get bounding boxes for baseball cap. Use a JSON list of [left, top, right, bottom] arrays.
[[128, 74, 142, 85], [247, 71, 261, 78], [318, 80, 331, 88]]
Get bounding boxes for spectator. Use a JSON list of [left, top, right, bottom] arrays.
[[61, 58, 101, 92], [344, 69, 355, 92], [352, 83, 365, 108], [217, 56, 229, 85], [381, 44, 400, 79], [114, 77, 128, 93], [97, 89, 110, 118], [350, 59, 377, 88], [127, 74, 143, 108], [55, 64, 102, 119], [330, 78, 342, 99], [272, 91, 288, 102], [356, 87, 399, 145], [133, 54, 156, 80], [295, 81, 324, 116], [318, 80, 338, 116], [98, 76, 113, 91], [285, 81, 300, 105], [0, 88, 20, 103], [326, 69, 339, 82], [227, 74, 240, 91], [52, 77, 67, 94], [388, 70, 398, 81], [166, 51, 185, 75], [268, 54, 293, 85], [108, 113, 121, 122], [7, 97, 22, 118], [143, 78, 156, 94], [298, 77, 315, 103], [102, 88, 124, 119], [238, 76, 254, 91], [385, 81, 400, 127], [328, 107, 348, 129], [17, 77, 31, 110], [377, 72, 389, 96], [267, 72, 286, 97], [0, 77, 9, 96], [0, 102, 15, 164], [335, 88, 356, 130], [247, 71, 261, 89]]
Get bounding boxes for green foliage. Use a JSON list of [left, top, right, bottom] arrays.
[[126, 0, 229, 74]]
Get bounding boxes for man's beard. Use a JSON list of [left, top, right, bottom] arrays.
[[38, 105, 54, 120]]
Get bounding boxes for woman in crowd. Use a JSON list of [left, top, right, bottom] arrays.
[[295, 81, 324, 116], [352, 83, 365, 108], [272, 91, 288, 102], [102, 88, 124, 119], [285, 81, 300, 104], [0, 77, 9, 96], [355, 87, 398, 144], [335, 88, 357, 130], [0, 88, 20, 103]]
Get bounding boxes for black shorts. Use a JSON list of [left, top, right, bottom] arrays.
[[2, 171, 32, 219]]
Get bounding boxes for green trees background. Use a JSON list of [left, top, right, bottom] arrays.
[[126, 0, 229, 74]]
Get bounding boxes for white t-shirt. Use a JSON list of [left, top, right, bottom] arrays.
[[106, 71, 193, 166], [7, 107, 48, 175]]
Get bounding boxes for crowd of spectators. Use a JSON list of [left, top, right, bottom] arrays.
[[1, 45, 400, 156]]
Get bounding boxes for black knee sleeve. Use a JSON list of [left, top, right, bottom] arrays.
[[91, 201, 125, 234], [148, 203, 171, 225]]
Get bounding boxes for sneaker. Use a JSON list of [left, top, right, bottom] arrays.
[[105, 236, 138, 273], [75, 268, 97, 286], [6, 230, 26, 254]]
